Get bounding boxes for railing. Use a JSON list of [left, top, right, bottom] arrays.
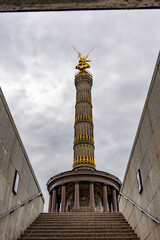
[[119, 192, 160, 224], [0, 192, 42, 220]]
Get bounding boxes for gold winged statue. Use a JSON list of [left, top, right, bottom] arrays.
[[73, 47, 94, 71]]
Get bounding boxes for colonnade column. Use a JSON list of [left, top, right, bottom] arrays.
[[48, 193, 52, 212], [89, 182, 95, 211], [61, 184, 66, 212], [112, 188, 118, 212], [103, 184, 109, 212], [52, 188, 57, 212], [74, 182, 80, 211]]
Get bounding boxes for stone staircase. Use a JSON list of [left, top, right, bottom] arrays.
[[18, 212, 140, 240]]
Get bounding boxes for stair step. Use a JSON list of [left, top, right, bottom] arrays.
[[31, 223, 130, 227], [32, 221, 128, 225], [40, 213, 123, 215], [36, 216, 125, 218], [38, 216, 124, 218], [31, 223, 129, 227], [37, 217, 125, 220], [26, 229, 134, 233], [40, 214, 123, 216], [34, 220, 127, 224], [37, 219, 125, 222], [20, 233, 138, 238], [18, 236, 139, 240], [28, 225, 132, 230]]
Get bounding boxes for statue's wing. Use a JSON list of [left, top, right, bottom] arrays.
[[72, 46, 81, 58], [72, 46, 79, 54], [85, 47, 95, 59]]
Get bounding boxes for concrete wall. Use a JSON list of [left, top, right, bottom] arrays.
[[119, 52, 160, 240], [0, 0, 160, 12], [0, 88, 44, 240]]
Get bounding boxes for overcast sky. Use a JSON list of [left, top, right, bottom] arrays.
[[0, 10, 160, 211]]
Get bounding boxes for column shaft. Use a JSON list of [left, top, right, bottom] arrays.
[[61, 185, 66, 212], [48, 193, 52, 212], [73, 72, 95, 169], [112, 188, 118, 212], [89, 182, 95, 211], [103, 184, 109, 212], [74, 182, 80, 211], [52, 188, 57, 212]]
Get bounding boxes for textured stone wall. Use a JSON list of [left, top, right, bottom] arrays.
[[0, 0, 160, 12], [0, 88, 44, 240], [119, 52, 160, 240]]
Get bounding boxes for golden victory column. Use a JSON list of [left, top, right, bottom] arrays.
[[72, 47, 95, 169], [47, 49, 121, 213]]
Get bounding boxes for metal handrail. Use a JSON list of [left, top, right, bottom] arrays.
[[119, 192, 160, 224], [0, 192, 42, 220]]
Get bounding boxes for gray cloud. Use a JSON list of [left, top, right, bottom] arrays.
[[0, 10, 160, 211]]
